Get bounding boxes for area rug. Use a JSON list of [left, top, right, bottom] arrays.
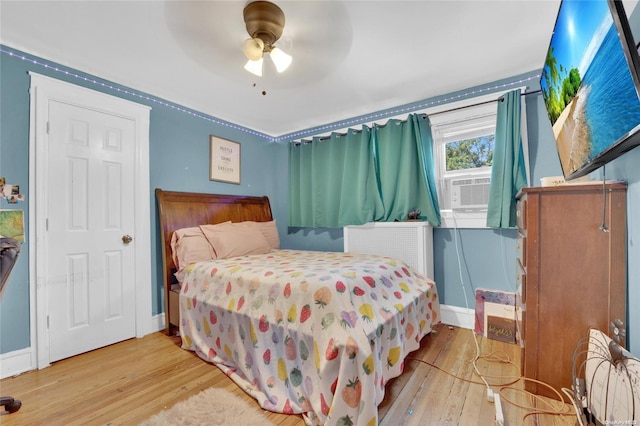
[[139, 388, 276, 426]]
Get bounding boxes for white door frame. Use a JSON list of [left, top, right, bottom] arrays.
[[29, 73, 152, 369]]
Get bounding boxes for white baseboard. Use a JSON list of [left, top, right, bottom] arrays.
[[152, 312, 165, 333], [1, 347, 36, 379], [439, 304, 475, 329]]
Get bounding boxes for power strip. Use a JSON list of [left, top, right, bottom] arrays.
[[495, 394, 505, 426]]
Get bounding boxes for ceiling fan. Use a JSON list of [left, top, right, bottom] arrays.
[[242, 1, 292, 77]]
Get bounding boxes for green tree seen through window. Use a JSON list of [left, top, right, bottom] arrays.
[[446, 134, 495, 171]]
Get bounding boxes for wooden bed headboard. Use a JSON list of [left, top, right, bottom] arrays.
[[155, 188, 273, 332]]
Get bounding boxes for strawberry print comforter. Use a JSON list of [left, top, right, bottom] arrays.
[[179, 249, 440, 426]]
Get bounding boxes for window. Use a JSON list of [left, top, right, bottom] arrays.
[[430, 96, 498, 228], [446, 134, 494, 172]]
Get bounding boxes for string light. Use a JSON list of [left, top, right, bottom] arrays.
[[281, 75, 541, 142], [0, 46, 271, 141], [1, 46, 540, 144]]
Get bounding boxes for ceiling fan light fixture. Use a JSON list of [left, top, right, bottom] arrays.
[[244, 57, 264, 77], [242, 1, 292, 76], [242, 37, 265, 62], [269, 46, 292, 73]]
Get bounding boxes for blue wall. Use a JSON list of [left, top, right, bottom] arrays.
[[1, 3, 639, 357], [0, 46, 288, 353], [0, 54, 32, 354]]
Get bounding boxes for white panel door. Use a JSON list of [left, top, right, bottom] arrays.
[[47, 100, 136, 362]]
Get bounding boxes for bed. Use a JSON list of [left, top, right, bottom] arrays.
[[156, 189, 441, 426]]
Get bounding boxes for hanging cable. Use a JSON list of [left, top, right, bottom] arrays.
[[599, 165, 609, 233], [500, 228, 516, 293], [451, 211, 495, 398]]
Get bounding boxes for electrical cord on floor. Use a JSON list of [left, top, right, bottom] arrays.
[[406, 339, 579, 424], [563, 386, 586, 426], [404, 353, 519, 388], [497, 378, 578, 423], [446, 212, 579, 423]]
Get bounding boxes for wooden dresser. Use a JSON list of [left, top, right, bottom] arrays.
[[516, 183, 627, 398]]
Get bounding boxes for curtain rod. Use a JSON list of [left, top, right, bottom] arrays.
[[427, 89, 542, 117], [295, 89, 543, 143]]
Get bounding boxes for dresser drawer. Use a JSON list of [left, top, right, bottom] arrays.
[[516, 259, 526, 303], [515, 293, 525, 346], [516, 198, 527, 232], [516, 237, 526, 267]]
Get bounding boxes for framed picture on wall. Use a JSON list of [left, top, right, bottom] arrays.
[[209, 135, 241, 184]]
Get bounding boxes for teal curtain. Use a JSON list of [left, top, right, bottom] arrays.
[[414, 115, 441, 226], [486, 89, 528, 228], [289, 114, 441, 228], [288, 127, 383, 228], [372, 114, 440, 224]]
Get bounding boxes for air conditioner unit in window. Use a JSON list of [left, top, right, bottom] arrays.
[[450, 175, 491, 210]]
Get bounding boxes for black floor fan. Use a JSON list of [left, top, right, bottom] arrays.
[[0, 238, 22, 414]]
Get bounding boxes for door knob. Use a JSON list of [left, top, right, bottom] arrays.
[[122, 235, 133, 244]]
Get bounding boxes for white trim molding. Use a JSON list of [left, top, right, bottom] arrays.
[[1, 347, 35, 379], [438, 210, 490, 229], [439, 304, 475, 330]]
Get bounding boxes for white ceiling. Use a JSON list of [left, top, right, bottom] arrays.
[[1, 1, 637, 137]]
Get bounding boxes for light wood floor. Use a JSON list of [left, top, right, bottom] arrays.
[[0, 323, 577, 425]]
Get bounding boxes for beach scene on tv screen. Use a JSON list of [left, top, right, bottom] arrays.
[[541, 0, 640, 176]]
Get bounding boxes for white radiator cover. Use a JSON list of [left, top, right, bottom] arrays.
[[343, 221, 434, 279]]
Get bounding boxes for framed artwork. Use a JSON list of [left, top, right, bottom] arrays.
[[209, 135, 241, 184], [0, 210, 25, 243]]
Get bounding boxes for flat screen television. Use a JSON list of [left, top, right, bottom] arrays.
[[540, 0, 640, 180]]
